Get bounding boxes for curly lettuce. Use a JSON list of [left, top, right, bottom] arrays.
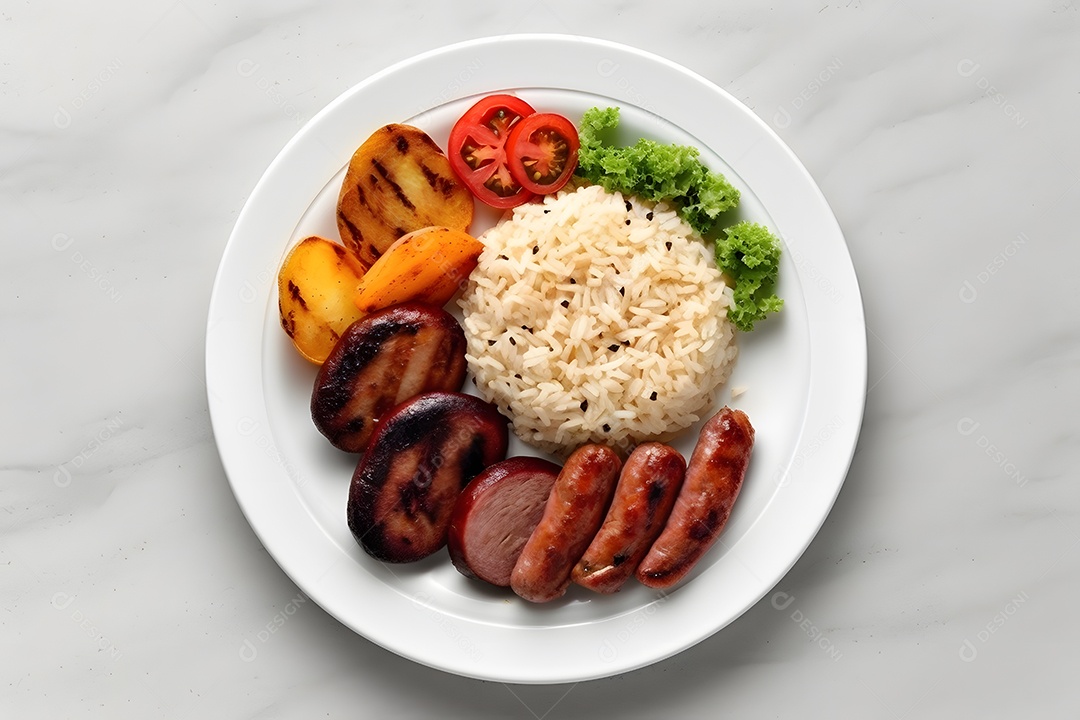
[[575, 107, 740, 235], [716, 222, 784, 332]]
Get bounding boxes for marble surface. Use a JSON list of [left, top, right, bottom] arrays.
[[3, 0, 1078, 717]]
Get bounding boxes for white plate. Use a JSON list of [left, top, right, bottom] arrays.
[[206, 34, 866, 684]]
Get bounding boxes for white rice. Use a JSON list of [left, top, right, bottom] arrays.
[[458, 184, 737, 456]]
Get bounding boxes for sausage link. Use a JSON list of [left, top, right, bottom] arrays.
[[636, 407, 755, 590], [572, 443, 685, 594], [511, 444, 621, 602]]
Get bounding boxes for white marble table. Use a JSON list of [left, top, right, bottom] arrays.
[[4, 1, 1077, 717]]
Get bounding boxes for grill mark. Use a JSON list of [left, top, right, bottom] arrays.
[[416, 132, 442, 152], [646, 481, 666, 512], [688, 509, 720, 541], [337, 210, 364, 245], [287, 280, 307, 310], [395, 134, 409, 153], [371, 159, 415, 211], [281, 309, 296, 338], [418, 161, 456, 198]]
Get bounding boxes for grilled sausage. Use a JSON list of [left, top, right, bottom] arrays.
[[347, 392, 509, 563], [447, 457, 562, 587], [311, 302, 467, 452], [572, 443, 686, 594], [511, 444, 621, 603], [637, 407, 754, 589]]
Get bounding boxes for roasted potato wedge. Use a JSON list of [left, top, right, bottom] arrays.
[[277, 236, 366, 365], [337, 124, 474, 267], [352, 226, 483, 315]]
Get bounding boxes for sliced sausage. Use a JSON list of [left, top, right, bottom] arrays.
[[347, 392, 509, 563], [447, 457, 562, 587], [511, 444, 621, 603], [572, 443, 686, 594], [311, 302, 466, 452], [636, 407, 755, 590]]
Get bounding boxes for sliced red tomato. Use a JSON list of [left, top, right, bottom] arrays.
[[507, 113, 580, 195], [448, 94, 536, 209]]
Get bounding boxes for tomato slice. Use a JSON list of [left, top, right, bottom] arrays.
[[507, 113, 580, 195], [448, 94, 537, 209]]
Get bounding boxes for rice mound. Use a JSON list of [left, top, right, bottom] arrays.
[[459, 184, 737, 456]]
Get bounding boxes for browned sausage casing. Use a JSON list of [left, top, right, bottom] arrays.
[[311, 302, 466, 452], [636, 407, 755, 590], [510, 444, 621, 603], [572, 443, 686, 594], [347, 392, 509, 563]]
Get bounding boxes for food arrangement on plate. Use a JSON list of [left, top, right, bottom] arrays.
[[275, 93, 783, 601]]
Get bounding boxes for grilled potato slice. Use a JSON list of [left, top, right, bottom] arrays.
[[337, 124, 474, 267], [352, 226, 483, 315], [277, 236, 366, 365]]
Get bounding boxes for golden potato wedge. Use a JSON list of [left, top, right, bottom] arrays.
[[278, 236, 367, 364], [337, 124, 474, 267], [353, 226, 483, 315]]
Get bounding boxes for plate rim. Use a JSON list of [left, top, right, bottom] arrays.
[[206, 33, 867, 684]]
